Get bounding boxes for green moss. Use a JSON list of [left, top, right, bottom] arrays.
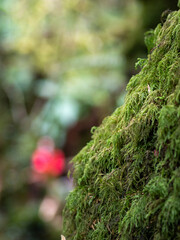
[[63, 9, 180, 240]]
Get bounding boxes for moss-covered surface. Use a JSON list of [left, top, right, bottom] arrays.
[[63, 8, 180, 240]]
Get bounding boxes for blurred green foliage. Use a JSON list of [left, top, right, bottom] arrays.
[[0, 0, 178, 239]]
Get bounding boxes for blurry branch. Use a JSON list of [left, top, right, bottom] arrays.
[[29, 98, 45, 119], [2, 83, 28, 124]]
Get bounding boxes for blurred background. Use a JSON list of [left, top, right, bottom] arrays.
[[0, 0, 178, 239]]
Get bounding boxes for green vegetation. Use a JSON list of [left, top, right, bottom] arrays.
[[0, 0, 178, 239], [63, 8, 180, 240]]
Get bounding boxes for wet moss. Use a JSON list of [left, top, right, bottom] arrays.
[[63, 8, 180, 240]]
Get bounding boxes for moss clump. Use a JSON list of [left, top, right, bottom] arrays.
[[63, 9, 180, 240]]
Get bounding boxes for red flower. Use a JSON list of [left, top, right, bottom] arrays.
[[32, 146, 65, 176]]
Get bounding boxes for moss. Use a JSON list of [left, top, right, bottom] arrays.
[[63, 8, 180, 240]]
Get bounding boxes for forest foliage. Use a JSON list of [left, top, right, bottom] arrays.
[[0, 0, 179, 239]]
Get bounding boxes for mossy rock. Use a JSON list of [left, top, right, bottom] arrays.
[[63, 8, 180, 240]]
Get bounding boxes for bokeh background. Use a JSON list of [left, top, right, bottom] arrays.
[[0, 0, 178, 239]]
